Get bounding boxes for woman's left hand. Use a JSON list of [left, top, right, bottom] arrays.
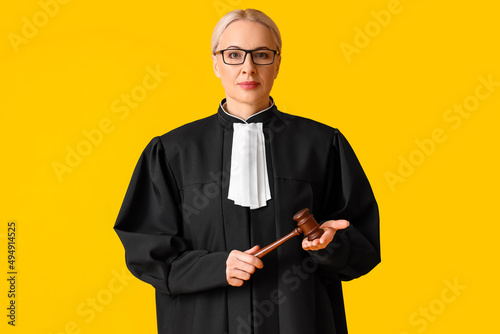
[[302, 220, 350, 251]]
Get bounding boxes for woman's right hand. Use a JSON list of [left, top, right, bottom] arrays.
[[226, 245, 264, 287]]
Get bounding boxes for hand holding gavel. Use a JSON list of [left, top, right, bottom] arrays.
[[254, 208, 324, 258], [226, 208, 349, 286]]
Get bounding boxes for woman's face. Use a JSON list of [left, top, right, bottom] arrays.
[[212, 20, 281, 107]]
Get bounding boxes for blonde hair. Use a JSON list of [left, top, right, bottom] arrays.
[[211, 8, 282, 55]]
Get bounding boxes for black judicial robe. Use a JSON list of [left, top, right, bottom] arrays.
[[113, 96, 381, 334]]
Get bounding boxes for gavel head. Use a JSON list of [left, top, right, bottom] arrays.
[[293, 208, 324, 241]]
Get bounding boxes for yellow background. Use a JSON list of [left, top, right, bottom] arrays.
[[1, 0, 498, 333]]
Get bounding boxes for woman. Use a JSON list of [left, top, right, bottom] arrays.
[[114, 8, 380, 334]]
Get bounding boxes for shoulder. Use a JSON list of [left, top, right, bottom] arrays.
[[137, 114, 222, 166], [146, 114, 218, 153], [160, 114, 217, 142], [277, 110, 342, 143]]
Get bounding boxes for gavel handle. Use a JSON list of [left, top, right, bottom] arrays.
[[254, 228, 303, 258]]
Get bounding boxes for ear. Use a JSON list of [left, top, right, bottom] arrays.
[[274, 55, 281, 79], [212, 54, 221, 79]]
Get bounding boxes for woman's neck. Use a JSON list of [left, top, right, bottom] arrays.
[[224, 96, 271, 121]]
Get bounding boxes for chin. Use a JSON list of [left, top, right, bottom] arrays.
[[237, 88, 269, 99]]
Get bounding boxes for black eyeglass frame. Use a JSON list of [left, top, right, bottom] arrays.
[[214, 48, 280, 65]]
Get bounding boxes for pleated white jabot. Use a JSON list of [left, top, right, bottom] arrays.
[[227, 122, 271, 209]]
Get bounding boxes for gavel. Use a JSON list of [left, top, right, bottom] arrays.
[[254, 208, 324, 258]]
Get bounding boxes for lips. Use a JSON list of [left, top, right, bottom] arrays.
[[238, 81, 260, 89]]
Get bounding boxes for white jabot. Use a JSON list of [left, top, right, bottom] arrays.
[[227, 122, 271, 209], [221, 99, 274, 209]]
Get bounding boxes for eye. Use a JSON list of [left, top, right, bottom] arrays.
[[254, 52, 270, 59], [228, 51, 243, 59]]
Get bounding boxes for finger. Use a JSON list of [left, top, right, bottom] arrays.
[[228, 268, 252, 281], [236, 251, 258, 264], [232, 261, 257, 275], [303, 243, 318, 251], [321, 219, 350, 230], [302, 233, 332, 251], [227, 249, 263, 270], [241, 246, 264, 269], [302, 238, 315, 251], [227, 265, 249, 279], [309, 239, 320, 250], [244, 245, 261, 254], [323, 220, 349, 230], [318, 229, 335, 244], [309, 243, 325, 251], [333, 220, 350, 230], [228, 277, 244, 287]]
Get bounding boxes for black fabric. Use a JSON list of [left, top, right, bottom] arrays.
[[113, 96, 381, 334]]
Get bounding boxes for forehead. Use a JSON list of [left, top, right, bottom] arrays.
[[218, 20, 276, 49]]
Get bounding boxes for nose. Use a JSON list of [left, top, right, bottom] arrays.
[[241, 52, 257, 74]]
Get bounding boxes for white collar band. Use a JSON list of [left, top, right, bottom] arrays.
[[227, 122, 271, 209]]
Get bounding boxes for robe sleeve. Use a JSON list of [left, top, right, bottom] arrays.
[[310, 129, 381, 281], [113, 136, 230, 295]]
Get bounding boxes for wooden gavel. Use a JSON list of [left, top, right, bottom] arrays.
[[254, 208, 324, 258]]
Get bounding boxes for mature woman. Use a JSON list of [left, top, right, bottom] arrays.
[[114, 8, 380, 334]]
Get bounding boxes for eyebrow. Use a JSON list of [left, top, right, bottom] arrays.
[[226, 45, 272, 50]]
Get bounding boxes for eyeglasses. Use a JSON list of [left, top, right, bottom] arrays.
[[214, 48, 280, 65]]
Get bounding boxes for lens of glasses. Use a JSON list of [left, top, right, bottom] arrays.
[[223, 50, 275, 65]]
